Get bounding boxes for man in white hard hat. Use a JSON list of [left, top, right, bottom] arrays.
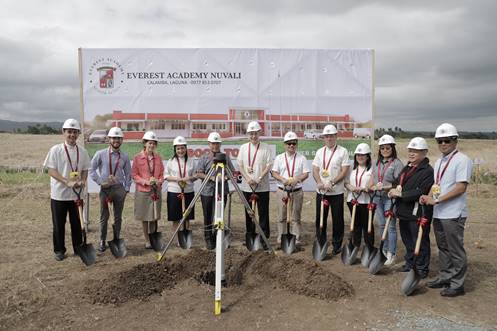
[[388, 137, 434, 278], [312, 124, 350, 254], [271, 131, 310, 245], [43, 119, 91, 261], [237, 121, 273, 249], [420, 123, 473, 297], [195, 132, 235, 249], [89, 127, 132, 253]]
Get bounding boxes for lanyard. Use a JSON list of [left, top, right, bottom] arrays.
[[248, 142, 260, 168], [378, 159, 394, 183], [400, 165, 417, 186], [355, 167, 366, 187], [63, 143, 79, 172], [176, 157, 187, 178], [108, 148, 121, 176], [284, 153, 296, 178], [146, 152, 155, 177], [436, 150, 458, 184], [323, 145, 337, 171]]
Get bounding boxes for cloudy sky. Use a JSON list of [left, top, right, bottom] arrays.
[[1, 0, 496, 131]]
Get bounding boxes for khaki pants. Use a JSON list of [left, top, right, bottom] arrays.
[[276, 188, 303, 241]]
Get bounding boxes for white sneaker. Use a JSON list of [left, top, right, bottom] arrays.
[[384, 252, 396, 266]]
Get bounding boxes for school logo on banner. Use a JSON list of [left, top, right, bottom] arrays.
[[87, 58, 125, 94]]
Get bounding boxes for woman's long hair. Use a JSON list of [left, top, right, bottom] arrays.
[[377, 144, 398, 165], [353, 153, 372, 170], [172, 144, 188, 163]]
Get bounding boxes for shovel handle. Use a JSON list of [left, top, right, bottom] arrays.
[[414, 225, 423, 255], [381, 216, 391, 241], [319, 195, 324, 229], [153, 200, 157, 221], [367, 209, 373, 234], [350, 204, 357, 231], [252, 199, 257, 219]]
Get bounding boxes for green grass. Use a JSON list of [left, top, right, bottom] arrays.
[[0, 170, 50, 185], [85, 139, 370, 159]]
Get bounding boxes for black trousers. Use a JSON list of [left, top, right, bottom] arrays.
[[315, 193, 345, 250], [201, 194, 228, 244], [399, 218, 431, 275], [243, 191, 270, 238], [346, 202, 374, 248], [51, 199, 83, 255]]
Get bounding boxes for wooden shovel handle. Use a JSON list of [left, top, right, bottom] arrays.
[[381, 216, 391, 241], [78, 205, 85, 230], [414, 225, 423, 255], [287, 192, 293, 225], [252, 199, 257, 219], [367, 209, 373, 233], [319, 196, 324, 229], [350, 204, 357, 231], [153, 200, 157, 221]]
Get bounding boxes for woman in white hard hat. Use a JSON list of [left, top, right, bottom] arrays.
[[388, 137, 434, 278], [344, 143, 374, 250], [131, 131, 165, 249], [370, 135, 404, 265], [195, 132, 235, 249], [165, 136, 198, 241]]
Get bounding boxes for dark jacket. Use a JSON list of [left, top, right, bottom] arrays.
[[392, 158, 434, 221]]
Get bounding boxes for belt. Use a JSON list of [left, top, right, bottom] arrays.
[[278, 187, 302, 193]]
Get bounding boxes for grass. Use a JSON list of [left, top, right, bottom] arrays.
[[0, 170, 49, 185]]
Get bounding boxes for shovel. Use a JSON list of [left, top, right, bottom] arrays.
[[73, 186, 96, 266], [177, 186, 193, 249], [106, 198, 127, 258], [401, 206, 428, 296], [149, 185, 165, 252], [281, 188, 296, 255], [341, 193, 360, 265], [246, 185, 262, 251], [361, 191, 378, 267], [312, 191, 329, 261], [369, 199, 395, 275]]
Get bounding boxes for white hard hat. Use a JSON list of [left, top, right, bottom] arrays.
[[407, 137, 428, 150], [354, 143, 371, 154], [247, 121, 262, 133], [173, 135, 187, 146], [283, 131, 298, 142], [435, 123, 459, 138], [322, 124, 338, 136], [378, 134, 396, 145], [208, 132, 222, 143], [107, 127, 123, 138], [62, 119, 81, 131], [142, 131, 158, 142]]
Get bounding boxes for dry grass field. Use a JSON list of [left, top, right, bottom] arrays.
[[0, 133, 496, 330]]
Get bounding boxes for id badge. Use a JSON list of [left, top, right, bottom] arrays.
[[321, 170, 329, 178], [69, 171, 79, 179], [431, 184, 441, 199]]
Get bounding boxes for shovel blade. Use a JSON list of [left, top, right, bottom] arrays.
[[341, 239, 359, 265], [368, 244, 387, 275], [312, 238, 329, 261], [149, 232, 165, 252], [281, 234, 296, 255], [401, 268, 421, 296], [245, 232, 255, 251], [361, 245, 373, 267], [76, 243, 96, 266], [178, 229, 193, 249], [252, 234, 263, 252], [108, 238, 127, 258]]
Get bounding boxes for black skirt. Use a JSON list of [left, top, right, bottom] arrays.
[[167, 191, 195, 222]]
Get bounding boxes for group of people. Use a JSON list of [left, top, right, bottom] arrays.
[[44, 119, 471, 298]]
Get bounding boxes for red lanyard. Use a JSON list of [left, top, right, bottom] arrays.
[[146, 152, 155, 177], [355, 167, 366, 187], [323, 145, 337, 170], [436, 151, 458, 184], [176, 157, 187, 178], [378, 159, 393, 183], [248, 143, 260, 168], [63, 143, 79, 172], [400, 165, 417, 186], [284, 153, 296, 178], [108, 148, 121, 176]]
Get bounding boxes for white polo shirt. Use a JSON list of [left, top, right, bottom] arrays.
[[165, 156, 196, 193], [272, 152, 309, 189], [433, 150, 473, 219], [312, 144, 350, 195], [237, 141, 273, 192], [43, 143, 91, 201], [345, 166, 373, 204]]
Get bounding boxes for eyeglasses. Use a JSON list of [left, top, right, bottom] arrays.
[[437, 139, 454, 144], [285, 142, 297, 146]]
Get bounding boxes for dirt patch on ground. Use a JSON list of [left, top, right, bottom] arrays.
[[84, 249, 353, 305]]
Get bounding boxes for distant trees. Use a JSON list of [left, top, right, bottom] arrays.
[[17, 124, 59, 135]]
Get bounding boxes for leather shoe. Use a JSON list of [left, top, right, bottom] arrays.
[[332, 247, 342, 255], [440, 287, 465, 297], [97, 241, 106, 253], [427, 278, 450, 289], [54, 252, 65, 261], [399, 264, 411, 272]]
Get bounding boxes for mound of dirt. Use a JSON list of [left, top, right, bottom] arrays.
[[84, 248, 353, 305]]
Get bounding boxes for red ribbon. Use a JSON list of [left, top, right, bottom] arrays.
[[417, 216, 429, 228], [151, 193, 160, 201], [250, 193, 259, 203], [367, 203, 377, 211], [323, 199, 330, 207], [177, 193, 185, 200], [105, 196, 112, 206], [282, 196, 289, 204], [384, 210, 394, 218], [75, 199, 84, 207], [351, 199, 359, 206]]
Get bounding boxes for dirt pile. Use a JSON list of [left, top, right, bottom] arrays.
[[85, 248, 353, 305]]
